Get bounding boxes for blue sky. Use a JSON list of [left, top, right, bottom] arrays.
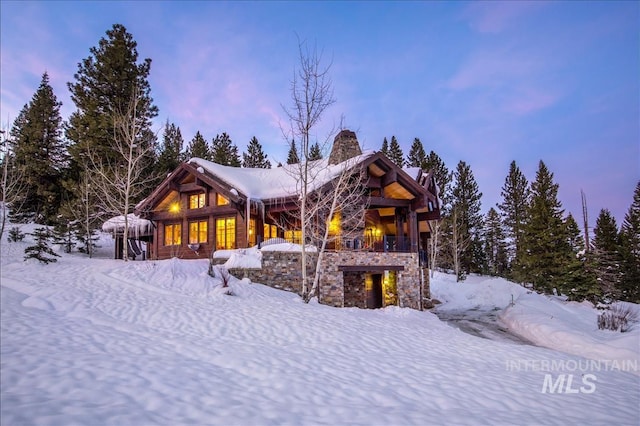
[[1, 1, 638, 227]]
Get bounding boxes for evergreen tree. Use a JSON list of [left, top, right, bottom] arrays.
[[497, 161, 530, 281], [447, 161, 483, 279], [424, 151, 452, 206], [242, 136, 271, 168], [423, 150, 452, 274], [156, 120, 184, 175], [212, 133, 241, 167], [66, 23, 158, 175], [484, 207, 508, 276], [592, 209, 622, 300], [387, 136, 404, 167], [520, 161, 566, 293], [308, 142, 323, 161], [618, 182, 640, 303], [380, 137, 389, 157], [562, 214, 600, 302], [406, 137, 427, 168], [24, 227, 60, 264], [9, 73, 67, 224], [287, 139, 299, 164], [185, 131, 211, 160]]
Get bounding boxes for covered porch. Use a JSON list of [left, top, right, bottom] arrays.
[[102, 213, 154, 260]]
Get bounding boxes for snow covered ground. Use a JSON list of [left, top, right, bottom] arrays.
[[1, 226, 639, 425]]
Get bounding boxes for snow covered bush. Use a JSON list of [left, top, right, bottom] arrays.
[[597, 303, 639, 332], [210, 265, 233, 295]]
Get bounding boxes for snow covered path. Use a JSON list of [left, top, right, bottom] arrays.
[[2, 250, 639, 425]]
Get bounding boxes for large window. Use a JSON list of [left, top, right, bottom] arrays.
[[189, 193, 206, 209], [264, 223, 278, 240], [216, 193, 230, 206], [216, 217, 236, 249], [189, 220, 208, 244], [284, 229, 302, 244], [164, 223, 182, 246], [249, 219, 257, 247]]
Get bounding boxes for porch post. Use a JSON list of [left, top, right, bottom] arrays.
[[409, 210, 418, 253]]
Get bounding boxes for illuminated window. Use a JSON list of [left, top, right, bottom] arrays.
[[189, 193, 206, 209], [216, 193, 230, 206], [216, 217, 236, 249], [329, 211, 341, 235], [263, 223, 278, 240], [164, 223, 182, 246], [189, 220, 208, 244], [249, 218, 257, 247], [284, 230, 302, 244]]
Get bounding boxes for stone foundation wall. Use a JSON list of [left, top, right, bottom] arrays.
[[318, 251, 424, 309], [213, 249, 429, 311], [214, 251, 317, 295], [343, 271, 365, 308]]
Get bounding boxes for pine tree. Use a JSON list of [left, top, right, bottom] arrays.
[[484, 207, 508, 276], [592, 209, 622, 300], [497, 161, 530, 281], [520, 161, 566, 293], [156, 120, 184, 175], [387, 136, 404, 167], [9, 73, 67, 225], [24, 227, 60, 264], [618, 182, 640, 303], [406, 137, 427, 168], [424, 150, 452, 274], [446, 161, 483, 280], [308, 142, 323, 161], [287, 139, 299, 164], [66, 23, 158, 176], [242, 136, 271, 168], [380, 137, 389, 157], [212, 133, 241, 167], [562, 214, 600, 302], [185, 131, 211, 160]]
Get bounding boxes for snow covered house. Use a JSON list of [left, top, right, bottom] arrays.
[[121, 130, 440, 309]]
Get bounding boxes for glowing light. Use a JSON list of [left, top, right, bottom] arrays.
[[169, 202, 181, 214]]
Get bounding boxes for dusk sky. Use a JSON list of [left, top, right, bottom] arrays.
[[1, 1, 638, 227]]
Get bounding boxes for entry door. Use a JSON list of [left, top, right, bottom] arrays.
[[365, 273, 383, 309]]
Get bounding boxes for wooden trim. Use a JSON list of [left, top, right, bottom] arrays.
[[368, 197, 411, 208], [338, 265, 405, 272]]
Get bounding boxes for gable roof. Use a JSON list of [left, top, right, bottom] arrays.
[[137, 150, 439, 215], [188, 151, 376, 201]]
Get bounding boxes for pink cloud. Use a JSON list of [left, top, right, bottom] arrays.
[[504, 88, 562, 115], [462, 1, 546, 34]]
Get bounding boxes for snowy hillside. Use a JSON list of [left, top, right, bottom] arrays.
[[1, 226, 639, 425]]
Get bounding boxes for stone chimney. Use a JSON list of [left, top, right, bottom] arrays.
[[328, 130, 362, 165]]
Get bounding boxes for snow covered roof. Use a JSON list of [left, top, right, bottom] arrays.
[[102, 213, 154, 236], [188, 151, 375, 200]]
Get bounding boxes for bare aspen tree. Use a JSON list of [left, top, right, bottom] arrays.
[[428, 219, 441, 278], [450, 207, 470, 282], [85, 88, 157, 261], [581, 189, 590, 252], [282, 38, 336, 300], [304, 162, 368, 302], [0, 129, 26, 242]]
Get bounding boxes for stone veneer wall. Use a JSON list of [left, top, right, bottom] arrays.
[[318, 251, 423, 310], [214, 250, 428, 310], [214, 252, 317, 294]]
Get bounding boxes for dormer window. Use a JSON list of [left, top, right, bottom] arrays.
[[189, 193, 206, 209], [217, 193, 230, 206]]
